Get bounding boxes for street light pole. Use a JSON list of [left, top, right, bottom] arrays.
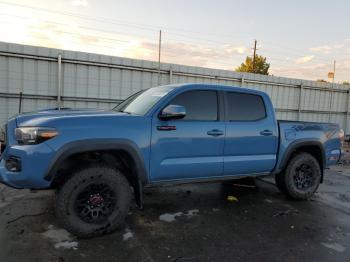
[[158, 30, 162, 84]]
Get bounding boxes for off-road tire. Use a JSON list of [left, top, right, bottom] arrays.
[[55, 164, 132, 238], [275, 152, 321, 200]]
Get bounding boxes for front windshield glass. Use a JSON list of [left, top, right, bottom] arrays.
[[113, 86, 174, 115]]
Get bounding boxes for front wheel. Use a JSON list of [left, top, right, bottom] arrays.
[[275, 152, 321, 200], [55, 164, 132, 238]]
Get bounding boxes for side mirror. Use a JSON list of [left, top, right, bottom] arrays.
[[159, 105, 186, 120]]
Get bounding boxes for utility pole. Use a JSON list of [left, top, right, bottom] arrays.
[[333, 60, 336, 84], [158, 30, 162, 84], [329, 60, 336, 122], [252, 40, 257, 73]]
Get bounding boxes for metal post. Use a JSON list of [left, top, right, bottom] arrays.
[[18, 91, 23, 113], [169, 67, 173, 84], [329, 86, 333, 122], [241, 77, 245, 87], [298, 83, 303, 120], [329, 62, 336, 121], [57, 54, 62, 110], [345, 89, 350, 134]]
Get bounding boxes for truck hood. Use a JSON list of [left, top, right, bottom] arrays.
[[15, 108, 129, 127]]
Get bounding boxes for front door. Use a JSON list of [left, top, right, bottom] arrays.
[[150, 90, 225, 182]]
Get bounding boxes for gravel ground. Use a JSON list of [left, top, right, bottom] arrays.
[[0, 165, 350, 262]]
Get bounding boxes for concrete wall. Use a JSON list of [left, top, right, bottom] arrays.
[[0, 41, 349, 133]]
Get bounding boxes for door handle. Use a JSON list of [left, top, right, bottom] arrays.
[[207, 129, 224, 136], [260, 130, 273, 136], [157, 125, 176, 131]]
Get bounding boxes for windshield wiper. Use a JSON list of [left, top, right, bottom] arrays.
[[118, 110, 131, 114]]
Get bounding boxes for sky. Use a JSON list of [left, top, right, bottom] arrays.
[[0, 0, 349, 82]]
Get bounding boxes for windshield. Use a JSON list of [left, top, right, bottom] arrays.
[[113, 86, 174, 115]]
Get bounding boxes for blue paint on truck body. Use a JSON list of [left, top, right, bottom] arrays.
[[0, 84, 343, 189]]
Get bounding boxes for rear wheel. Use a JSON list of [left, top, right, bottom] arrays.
[[275, 153, 321, 200], [55, 164, 132, 238]]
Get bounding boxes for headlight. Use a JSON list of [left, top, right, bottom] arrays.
[[15, 127, 58, 145]]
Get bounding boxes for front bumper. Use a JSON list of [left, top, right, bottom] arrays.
[[0, 143, 55, 189]]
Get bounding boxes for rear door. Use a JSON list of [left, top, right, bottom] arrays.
[[223, 91, 278, 176], [150, 90, 225, 182]]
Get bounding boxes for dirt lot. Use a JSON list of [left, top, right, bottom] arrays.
[[1, 165, 350, 262]]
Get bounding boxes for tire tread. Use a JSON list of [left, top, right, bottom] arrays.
[[55, 164, 132, 238]]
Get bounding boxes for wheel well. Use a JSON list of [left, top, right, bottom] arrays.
[[51, 150, 140, 198], [285, 145, 325, 182], [291, 145, 324, 170]]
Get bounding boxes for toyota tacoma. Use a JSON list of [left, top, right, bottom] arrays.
[[0, 83, 343, 237]]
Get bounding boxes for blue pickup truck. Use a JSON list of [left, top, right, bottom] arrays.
[[0, 83, 343, 237]]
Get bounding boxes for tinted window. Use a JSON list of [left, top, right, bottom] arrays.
[[170, 90, 218, 121], [226, 92, 266, 121]]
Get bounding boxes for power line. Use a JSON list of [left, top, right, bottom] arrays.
[[1, 14, 344, 70], [0, 1, 253, 39], [0, 1, 160, 32], [0, 9, 252, 52], [0, 1, 348, 81], [1, 0, 348, 64], [0, 13, 156, 41], [0, 1, 322, 57], [0, 1, 345, 65]]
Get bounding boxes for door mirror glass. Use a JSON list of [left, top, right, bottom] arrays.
[[159, 105, 186, 120]]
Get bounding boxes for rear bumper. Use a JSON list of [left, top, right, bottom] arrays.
[[326, 149, 342, 167]]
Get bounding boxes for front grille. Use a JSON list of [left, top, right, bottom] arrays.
[[0, 124, 6, 155]]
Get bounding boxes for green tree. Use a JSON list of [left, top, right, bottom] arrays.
[[316, 79, 328, 83], [342, 81, 350, 85], [235, 55, 270, 75]]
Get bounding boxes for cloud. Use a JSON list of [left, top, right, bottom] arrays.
[[224, 45, 247, 54], [310, 42, 346, 53], [270, 60, 350, 82], [121, 41, 249, 69], [295, 55, 314, 64], [310, 45, 332, 52], [2, 5, 346, 82], [333, 44, 344, 49], [71, 0, 88, 7], [132, 41, 220, 65], [270, 63, 328, 80]]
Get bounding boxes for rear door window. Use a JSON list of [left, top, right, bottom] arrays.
[[226, 92, 266, 121]]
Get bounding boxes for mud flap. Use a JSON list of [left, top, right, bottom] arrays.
[[134, 179, 143, 209]]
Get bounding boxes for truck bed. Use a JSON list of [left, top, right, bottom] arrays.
[[276, 120, 342, 171]]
